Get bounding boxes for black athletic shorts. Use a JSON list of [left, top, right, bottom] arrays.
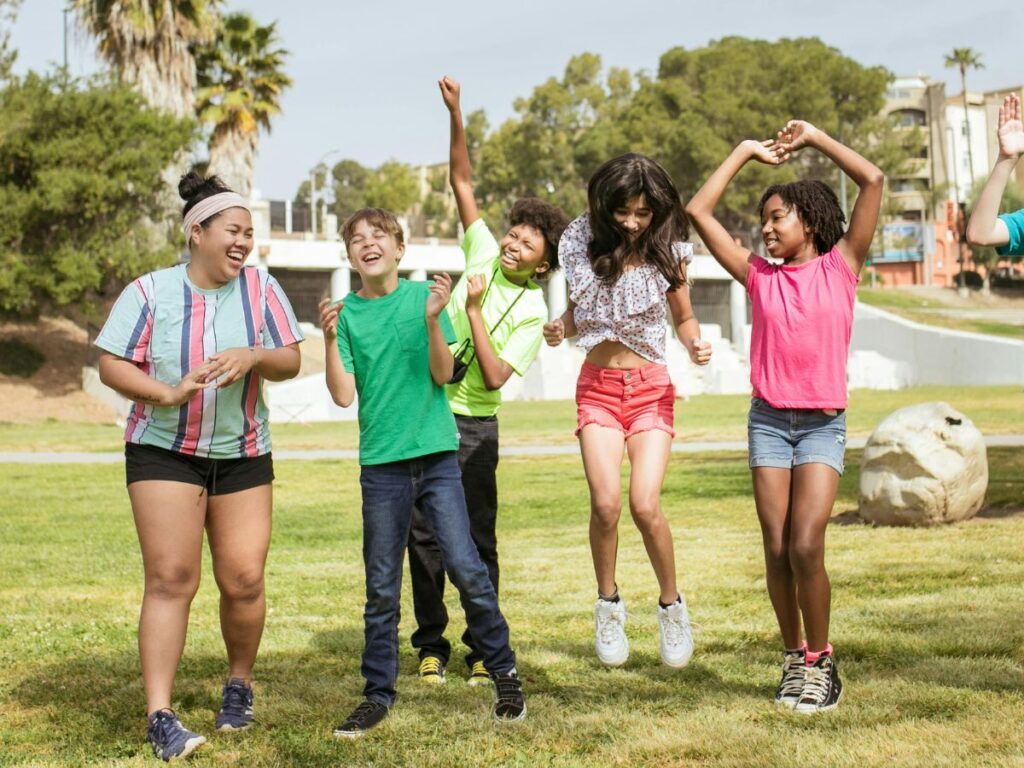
[[125, 442, 274, 496]]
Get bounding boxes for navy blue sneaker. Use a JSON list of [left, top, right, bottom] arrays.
[[146, 709, 205, 762], [215, 678, 254, 731]]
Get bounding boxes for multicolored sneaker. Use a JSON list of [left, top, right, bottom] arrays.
[[774, 649, 806, 708], [491, 670, 527, 722], [333, 700, 389, 738], [418, 655, 446, 684], [467, 660, 491, 687], [146, 709, 205, 762], [657, 596, 694, 668], [595, 597, 629, 667], [794, 652, 843, 714], [215, 677, 254, 731]]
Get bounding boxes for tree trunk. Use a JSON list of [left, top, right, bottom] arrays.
[[207, 129, 257, 198]]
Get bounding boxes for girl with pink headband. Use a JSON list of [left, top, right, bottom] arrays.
[[95, 172, 304, 761]]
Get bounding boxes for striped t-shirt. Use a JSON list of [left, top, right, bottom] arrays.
[[95, 264, 303, 459]]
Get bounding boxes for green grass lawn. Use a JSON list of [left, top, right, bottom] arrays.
[[1, 385, 1023, 453], [1, 448, 1022, 766], [857, 288, 1024, 340]]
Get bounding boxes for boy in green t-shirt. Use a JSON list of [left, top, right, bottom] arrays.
[[966, 92, 1024, 257], [407, 77, 569, 686], [320, 208, 526, 737]]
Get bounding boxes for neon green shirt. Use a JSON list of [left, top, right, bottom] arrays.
[[444, 219, 548, 417], [337, 279, 459, 465]]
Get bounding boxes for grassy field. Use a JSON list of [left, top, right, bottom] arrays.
[[1, 385, 1022, 453], [857, 288, 1024, 340], [1, 445, 1022, 766]]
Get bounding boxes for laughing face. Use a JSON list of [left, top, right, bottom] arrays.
[[189, 207, 254, 288], [345, 217, 404, 282], [498, 223, 549, 283]]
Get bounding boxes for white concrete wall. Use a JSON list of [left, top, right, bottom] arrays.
[[850, 302, 1024, 386]]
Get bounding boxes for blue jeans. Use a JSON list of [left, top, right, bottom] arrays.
[[359, 450, 515, 705], [747, 396, 847, 476]]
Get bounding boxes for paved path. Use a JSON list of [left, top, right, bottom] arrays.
[[3, 434, 1023, 464]]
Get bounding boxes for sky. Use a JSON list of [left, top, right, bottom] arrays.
[[11, 0, 1022, 201]]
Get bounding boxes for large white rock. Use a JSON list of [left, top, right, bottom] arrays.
[[858, 402, 988, 526]]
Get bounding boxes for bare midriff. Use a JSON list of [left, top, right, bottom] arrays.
[[585, 340, 650, 370]]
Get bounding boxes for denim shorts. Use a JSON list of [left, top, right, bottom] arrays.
[[747, 396, 847, 476]]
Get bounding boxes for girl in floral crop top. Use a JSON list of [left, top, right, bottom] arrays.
[[543, 153, 711, 671]]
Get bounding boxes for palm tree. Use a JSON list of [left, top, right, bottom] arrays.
[[944, 48, 985, 186], [193, 13, 291, 197], [72, 0, 221, 118]]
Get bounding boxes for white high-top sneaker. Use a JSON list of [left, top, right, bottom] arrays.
[[594, 597, 629, 667], [657, 596, 694, 668]]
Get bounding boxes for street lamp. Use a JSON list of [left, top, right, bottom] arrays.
[[310, 149, 341, 238]]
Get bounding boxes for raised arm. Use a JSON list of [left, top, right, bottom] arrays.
[[776, 120, 884, 272], [685, 140, 782, 284], [967, 93, 1023, 247], [439, 76, 480, 231], [318, 298, 355, 407]]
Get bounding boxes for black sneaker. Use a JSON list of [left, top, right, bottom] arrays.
[[333, 700, 389, 738], [215, 677, 254, 731], [774, 648, 806, 708], [146, 709, 205, 761], [491, 670, 526, 722], [794, 653, 843, 713]]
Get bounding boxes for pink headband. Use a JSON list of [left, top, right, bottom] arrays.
[[182, 192, 251, 239]]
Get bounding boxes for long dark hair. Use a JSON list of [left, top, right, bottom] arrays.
[[587, 153, 689, 290], [757, 180, 846, 255]]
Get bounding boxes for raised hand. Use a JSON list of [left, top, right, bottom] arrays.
[[998, 93, 1024, 160], [465, 273, 486, 311], [775, 120, 821, 155], [438, 76, 461, 113], [744, 138, 787, 166], [543, 318, 565, 347], [426, 272, 452, 318], [319, 297, 342, 341]]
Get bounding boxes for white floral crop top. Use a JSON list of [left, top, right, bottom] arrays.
[[559, 213, 693, 364]]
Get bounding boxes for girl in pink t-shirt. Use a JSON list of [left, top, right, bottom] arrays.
[[543, 153, 712, 671], [686, 121, 883, 714]]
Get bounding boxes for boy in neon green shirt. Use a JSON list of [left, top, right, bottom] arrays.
[[408, 76, 569, 685]]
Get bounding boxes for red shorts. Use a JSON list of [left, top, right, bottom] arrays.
[[575, 361, 676, 438]]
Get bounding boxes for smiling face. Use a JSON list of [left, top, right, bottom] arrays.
[[189, 207, 254, 287], [612, 194, 654, 243], [498, 223, 549, 283], [345, 217, 404, 283], [760, 194, 813, 261]]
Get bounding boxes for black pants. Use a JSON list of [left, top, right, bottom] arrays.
[[408, 414, 499, 669]]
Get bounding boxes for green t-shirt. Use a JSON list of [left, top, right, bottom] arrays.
[[445, 219, 548, 417], [337, 279, 459, 465]]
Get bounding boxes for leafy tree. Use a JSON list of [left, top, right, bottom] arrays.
[[0, 74, 193, 317], [193, 12, 291, 197], [72, 0, 221, 118], [330, 159, 369, 222], [0, 0, 19, 82], [944, 48, 984, 185], [363, 160, 418, 214]]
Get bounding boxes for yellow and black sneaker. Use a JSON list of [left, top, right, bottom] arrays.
[[418, 656, 446, 684], [467, 661, 491, 687]]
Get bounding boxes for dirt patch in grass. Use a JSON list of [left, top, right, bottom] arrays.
[[0, 317, 118, 425]]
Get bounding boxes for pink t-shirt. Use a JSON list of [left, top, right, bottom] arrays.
[[746, 247, 859, 409]]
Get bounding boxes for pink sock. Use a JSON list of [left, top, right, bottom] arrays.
[[805, 642, 833, 665]]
